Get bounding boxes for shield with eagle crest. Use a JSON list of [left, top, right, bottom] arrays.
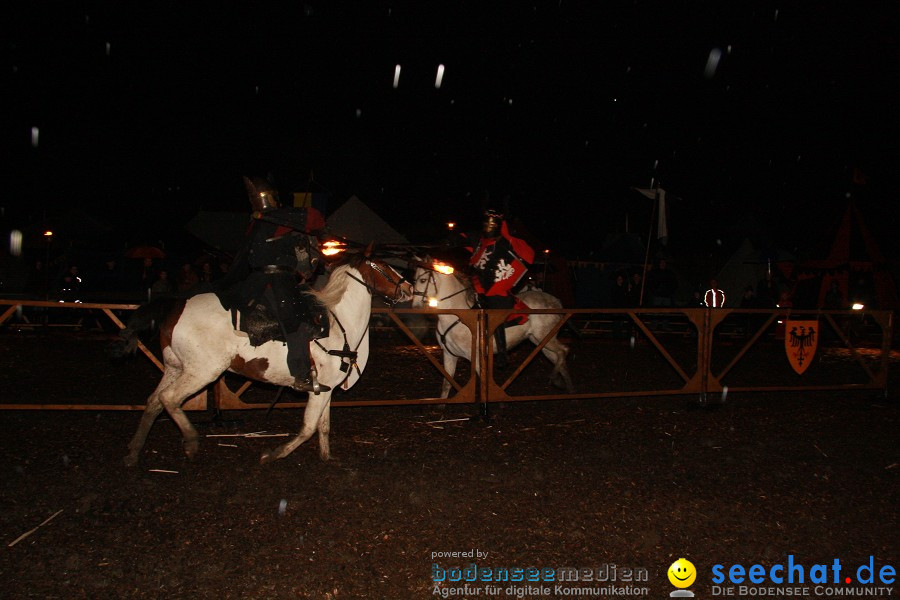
[[784, 320, 818, 374]]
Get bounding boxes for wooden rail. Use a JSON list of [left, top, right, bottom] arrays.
[[0, 299, 892, 410]]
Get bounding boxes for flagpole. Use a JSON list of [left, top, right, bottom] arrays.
[[639, 187, 658, 307]]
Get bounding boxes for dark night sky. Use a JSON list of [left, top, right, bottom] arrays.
[[3, 1, 898, 258]]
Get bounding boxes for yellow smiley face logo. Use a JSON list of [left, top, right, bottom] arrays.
[[668, 558, 697, 588]]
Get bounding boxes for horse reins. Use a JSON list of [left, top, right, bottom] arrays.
[[414, 268, 475, 360], [316, 259, 408, 388], [347, 260, 410, 305]]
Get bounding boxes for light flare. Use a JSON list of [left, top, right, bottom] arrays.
[[321, 240, 345, 256], [432, 262, 454, 275]]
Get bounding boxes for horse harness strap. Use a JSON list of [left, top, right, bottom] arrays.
[[437, 318, 468, 359], [313, 310, 363, 388]]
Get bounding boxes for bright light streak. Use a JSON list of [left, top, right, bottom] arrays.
[[43, 230, 53, 237], [852, 303, 864, 311], [428, 298, 438, 307], [321, 240, 345, 256], [9, 230, 22, 257], [433, 263, 454, 275], [435, 64, 445, 89], [704, 47, 722, 78], [393, 64, 401, 89]]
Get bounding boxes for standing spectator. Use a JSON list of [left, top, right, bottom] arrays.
[[740, 285, 757, 308], [135, 257, 157, 294], [704, 279, 726, 307], [646, 258, 678, 307], [151, 269, 174, 299], [610, 272, 629, 308], [199, 262, 214, 284], [823, 280, 844, 310], [176, 262, 199, 293], [646, 258, 678, 331], [626, 271, 644, 308], [58, 265, 82, 301], [610, 272, 629, 339], [756, 271, 778, 308], [95, 258, 125, 295]]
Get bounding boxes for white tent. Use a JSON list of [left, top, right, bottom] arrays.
[[326, 195, 408, 246]]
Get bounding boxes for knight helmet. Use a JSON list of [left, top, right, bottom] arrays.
[[243, 176, 280, 212], [482, 208, 504, 237]]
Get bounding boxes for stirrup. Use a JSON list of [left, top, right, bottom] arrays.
[[291, 377, 332, 394], [291, 365, 331, 394]]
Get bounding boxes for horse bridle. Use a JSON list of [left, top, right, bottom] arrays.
[[413, 268, 473, 305], [349, 259, 411, 305], [413, 267, 477, 359]]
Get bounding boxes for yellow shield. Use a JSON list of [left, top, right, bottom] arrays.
[[784, 320, 818, 375]]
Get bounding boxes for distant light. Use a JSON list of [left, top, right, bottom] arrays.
[[428, 298, 438, 307], [852, 303, 865, 311], [43, 230, 53, 237], [446, 222, 455, 230], [435, 64, 445, 89], [105, 42, 111, 56], [355, 108, 362, 118], [704, 47, 723, 79], [9, 230, 23, 257], [393, 64, 401, 89], [31, 127, 39, 148], [543, 249, 550, 254]]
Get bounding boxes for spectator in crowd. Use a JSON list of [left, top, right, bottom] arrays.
[[626, 271, 644, 308], [703, 278, 726, 307], [151, 269, 174, 299], [176, 262, 199, 293], [610, 271, 629, 339]]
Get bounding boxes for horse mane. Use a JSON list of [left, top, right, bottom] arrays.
[[307, 252, 367, 310], [452, 271, 477, 306]]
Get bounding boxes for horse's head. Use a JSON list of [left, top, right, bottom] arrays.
[[411, 258, 462, 308], [357, 256, 413, 305]]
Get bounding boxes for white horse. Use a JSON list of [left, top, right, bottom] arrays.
[[120, 254, 412, 466], [412, 263, 574, 398]]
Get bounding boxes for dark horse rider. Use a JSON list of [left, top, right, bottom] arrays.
[[216, 176, 331, 394], [466, 209, 535, 368]]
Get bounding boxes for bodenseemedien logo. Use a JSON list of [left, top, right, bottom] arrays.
[[668, 558, 697, 598]]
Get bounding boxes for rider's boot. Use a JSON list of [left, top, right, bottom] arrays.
[[493, 325, 509, 369], [291, 362, 331, 394]]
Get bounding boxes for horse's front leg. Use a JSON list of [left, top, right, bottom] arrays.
[[260, 390, 332, 463], [157, 372, 210, 460], [440, 351, 459, 400], [124, 367, 178, 466], [316, 395, 332, 460]]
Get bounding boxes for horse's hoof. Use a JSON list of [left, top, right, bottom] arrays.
[[259, 451, 276, 465], [123, 454, 139, 467], [183, 439, 199, 460]]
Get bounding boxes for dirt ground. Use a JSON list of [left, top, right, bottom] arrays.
[[1, 327, 898, 599]]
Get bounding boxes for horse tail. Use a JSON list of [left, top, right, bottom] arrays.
[[110, 297, 185, 357]]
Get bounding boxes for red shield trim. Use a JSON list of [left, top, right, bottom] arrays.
[[784, 320, 818, 375]]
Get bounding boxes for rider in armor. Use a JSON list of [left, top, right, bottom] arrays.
[[217, 176, 331, 394], [467, 209, 535, 368]]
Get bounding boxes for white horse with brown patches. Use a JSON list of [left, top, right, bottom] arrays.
[[120, 253, 411, 466]]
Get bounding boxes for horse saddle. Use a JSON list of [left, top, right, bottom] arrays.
[[235, 300, 330, 347], [507, 298, 529, 326]]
